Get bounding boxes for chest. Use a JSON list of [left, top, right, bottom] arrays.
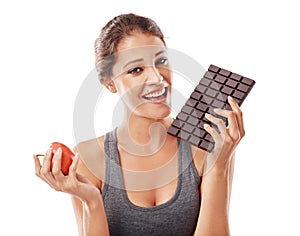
[[102, 159, 201, 236], [117, 140, 179, 207]]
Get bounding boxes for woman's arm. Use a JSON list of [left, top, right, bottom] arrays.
[[194, 96, 244, 236], [71, 191, 108, 236], [194, 154, 235, 236], [70, 158, 109, 236], [72, 196, 84, 235], [72, 192, 108, 236]]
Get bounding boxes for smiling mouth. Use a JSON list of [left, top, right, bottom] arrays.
[[142, 85, 168, 103]]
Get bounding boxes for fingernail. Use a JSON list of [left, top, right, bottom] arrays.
[[228, 96, 233, 101], [57, 147, 62, 154], [205, 113, 210, 118]]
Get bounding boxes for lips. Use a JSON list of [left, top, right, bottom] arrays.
[[142, 85, 168, 103], [143, 86, 166, 98]]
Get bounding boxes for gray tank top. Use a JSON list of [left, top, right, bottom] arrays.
[[102, 129, 201, 236]]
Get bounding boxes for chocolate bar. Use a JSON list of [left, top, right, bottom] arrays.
[[167, 64, 255, 152]]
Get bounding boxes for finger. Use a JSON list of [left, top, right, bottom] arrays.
[[228, 95, 239, 109], [214, 107, 240, 142], [69, 153, 79, 178], [228, 96, 245, 137], [205, 113, 226, 136], [72, 146, 78, 153], [226, 109, 240, 142], [41, 148, 52, 175], [51, 147, 64, 179], [37, 150, 59, 188], [203, 123, 222, 146], [33, 154, 42, 177], [40, 148, 60, 186]]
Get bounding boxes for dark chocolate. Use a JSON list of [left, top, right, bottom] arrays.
[[167, 64, 255, 152]]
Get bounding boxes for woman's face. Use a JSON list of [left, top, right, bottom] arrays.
[[111, 32, 172, 120]]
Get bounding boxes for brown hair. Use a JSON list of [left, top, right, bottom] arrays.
[[94, 13, 166, 85]]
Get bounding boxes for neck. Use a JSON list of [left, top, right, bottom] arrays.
[[117, 110, 172, 157]]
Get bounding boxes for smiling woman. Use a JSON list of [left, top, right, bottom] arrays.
[[34, 13, 245, 236]]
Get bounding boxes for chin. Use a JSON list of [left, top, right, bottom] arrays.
[[138, 104, 171, 120]]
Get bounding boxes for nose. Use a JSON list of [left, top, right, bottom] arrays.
[[145, 66, 163, 83]]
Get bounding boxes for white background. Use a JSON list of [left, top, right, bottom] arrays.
[[1, 0, 299, 235]]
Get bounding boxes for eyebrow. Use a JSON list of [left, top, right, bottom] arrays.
[[122, 49, 167, 70], [122, 59, 143, 70], [155, 49, 167, 57]]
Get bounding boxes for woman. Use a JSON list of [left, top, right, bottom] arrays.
[[34, 13, 245, 236]]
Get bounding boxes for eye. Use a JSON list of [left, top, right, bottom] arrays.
[[128, 67, 143, 75], [155, 57, 168, 67]]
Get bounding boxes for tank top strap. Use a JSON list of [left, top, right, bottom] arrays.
[[178, 138, 201, 184], [102, 128, 124, 196]]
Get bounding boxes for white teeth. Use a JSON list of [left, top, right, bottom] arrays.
[[144, 87, 166, 98]]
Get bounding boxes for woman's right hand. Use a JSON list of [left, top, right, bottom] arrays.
[[34, 147, 110, 235], [33, 147, 100, 204]]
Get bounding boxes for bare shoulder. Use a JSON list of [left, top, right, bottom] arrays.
[[190, 145, 207, 176], [74, 135, 106, 184]]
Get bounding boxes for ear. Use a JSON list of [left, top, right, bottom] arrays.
[[105, 80, 117, 93]]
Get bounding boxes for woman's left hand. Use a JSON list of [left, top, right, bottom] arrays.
[[203, 96, 245, 172]]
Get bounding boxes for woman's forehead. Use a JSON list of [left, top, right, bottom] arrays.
[[116, 45, 167, 63], [117, 32, 165, 52]]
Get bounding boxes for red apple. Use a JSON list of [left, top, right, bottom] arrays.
[[50, 142, 74, 175]]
